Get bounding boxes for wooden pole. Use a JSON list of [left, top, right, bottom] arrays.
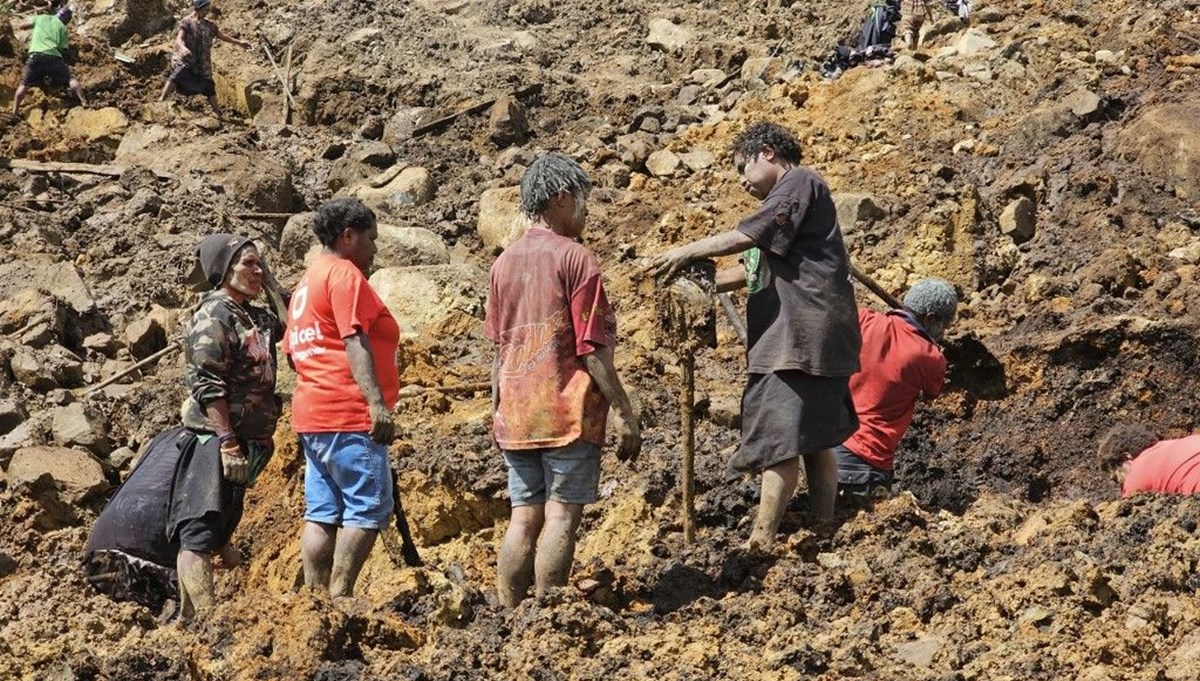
[[849, 263, 904, 310], [680, 351, 696, 542], [717, 293, 747, 345], [82, 342, 181, 396], [283, 44, 293, 124], [258, 41, 298, 112]]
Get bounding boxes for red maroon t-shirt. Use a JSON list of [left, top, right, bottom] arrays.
[[283, 253, 400, 433], [1122, 435, 1200, 497], [484, 227, 616, 450], [843, 309, 946, 471]]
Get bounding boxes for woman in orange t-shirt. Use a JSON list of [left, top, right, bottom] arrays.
[[283, 198, 400, 598]]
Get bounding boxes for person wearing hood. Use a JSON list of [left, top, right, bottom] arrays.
[[84, 234, 283, 620], [159, 0, 251, 123], [11, 6, 88, 117]]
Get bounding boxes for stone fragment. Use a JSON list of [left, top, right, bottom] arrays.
[[8, 446, 107, 505], [834, 193, 885, 236], [956, 29, 997, 55], [52, 403, 110, 455], [646, 18, 693, 52], [1094, 50, 1118, 63], [0, 421, 34, 462], [11, 351, 56, 390], [124, 316, 166, 361], [477, 187, 530, 251], [345, 167, 436, 213], [893, 636, 943, 668], [61, 107, 128, 141], [1065, 89, 1102, 118], [689, 68, 726, 87], [383, 106, 435, 146], [374, 225, 450, 268], [83, 0, 173, 46], [368, 265, 486, 337], [36, 262, 96, 315], [645, 149, 682, 178], [679, 150, 716, 172], [280, 212, 318, 264], [350, 141, 396, 168], [1000, 197, 1037, 243], [488, 94, 530, 147], [123, 188, 163, 218], [0, 398, 27, 436]]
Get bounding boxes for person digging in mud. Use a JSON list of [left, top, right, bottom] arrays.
[[159, 0, 251, 123], [1098, 425, 1200, 496], [836, 278, 957, 503], [646, 121, 860, 550], [284, 198, 401, 600], [486, 153, 641, 608], [11, 6, 88, 117]]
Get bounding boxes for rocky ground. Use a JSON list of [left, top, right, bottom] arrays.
[[2, 0, 1200, 678]]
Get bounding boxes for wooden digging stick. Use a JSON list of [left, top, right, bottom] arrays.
[[82, 342, 181, 396], [680, 349, 696, 542], [849, 263, 904, 310]]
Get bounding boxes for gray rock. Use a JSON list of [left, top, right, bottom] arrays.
[[52, 403, 110, 455], [646, 18, 693, 52], [374, 224, 451, 268], [11, 350, 57, 391], [1065, 89, 1102, 118], [369, 265, 487, 337], [82, 333, 117, 357], [1000, 197, 1037, 243], [344, 167, 436, 213], [124, 316, 166, 361], [0, 398, 27, 436], [488, 94, 530, 147], [679, 150, 716, 172], [124, 188, 163, 218], [383, 106, 435, 146], [645, 149, 682, 178], [326, 157, 372, 192], [280, 212, 318, 264], [350, 141, 397, 168], [894, 636, 943, 668], [617, 134, 654, 171], [689, 68, 727, 87], [108, 446, 136, 471], [7, 445, 107, 505], [36, 263, 96, 316], [956, 29, 997, 55], [834, 193, 885, 236]]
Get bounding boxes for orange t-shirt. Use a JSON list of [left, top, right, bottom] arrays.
[[1122, 435, 1200, 497], [283, 253, 400, 433]]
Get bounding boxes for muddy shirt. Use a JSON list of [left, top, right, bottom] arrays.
[[181, 290, 281, 440], [484, 227, 616, 450], [172, 15, 216, 78], [1122, 435, 1200, 497], [736, 166, 861, 376]]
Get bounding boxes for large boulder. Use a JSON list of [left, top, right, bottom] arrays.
[[375, 225, 450, 268], [124, 315, 166, 360], [343, 167, 436, 215], [488, 94, 530, 147], [834, 193, 885, 236], [1117, 104, 1200, 200], [81, 0, 174, 46], [477, 187, 530, 251], [368, 265, 486, 338], [10, 346, 84, 390], [280, 212, 318, 264], [36, 263, 96, 316], [7, 446, 107, 505]]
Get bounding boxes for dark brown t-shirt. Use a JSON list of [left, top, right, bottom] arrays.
[[736, 166, 861, 376]]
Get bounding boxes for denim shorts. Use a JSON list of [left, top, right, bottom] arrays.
[[835, 444, 895, 499], [503, 440, 601, 506], [301, 432, 394, 530]]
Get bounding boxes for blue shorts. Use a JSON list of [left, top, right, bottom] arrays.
[[503, 440, 601, 507], [301, 432, 394, 530]]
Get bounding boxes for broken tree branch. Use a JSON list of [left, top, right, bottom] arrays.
[[411, 83, 543, 139], [0, 158, 173, 180]]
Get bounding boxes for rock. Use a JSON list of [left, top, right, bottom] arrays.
[[645, 149, 682, 178], [893, 636, 943, 668], [1168, 242, 1200, 265], [52, 403, 109, 455], [36, 262, 96, 316], [123, 187, 163, 218], [892, 54, 925, 74], [99, 359, 135, 384], [488, 94, 530, 147], [11, 350, 56, 390], [83, 0, 173, 46], [617, 134, 654, 171], [1077, 247, 1139, 294], [280, 212, 318, 263], [834, 193, 885, 236], [7, 446, 106, 505], [368, 265, 486, 337], [0, 421, 34, 463], [740, 57, 775, 83], [0, 288, 66, 338], [1094, 50, 1119, 63], [350, 141, 396, 168], [706, 394, 741, 429], [999, 197, 1036, 243], [327, 157, 372, 192], [374, 225, 450, 268], [477, 187, 530, 251], [345, 167, 436, 214], [689, 68, 727, 87], [679, 150, 716, 172], [0, 398, 27, 436], [124, 316, 166, 361], [1117, 104, 1200, 200], [108, 446, 136, 471], [383, 106, 435, 146], [1065, 89, 1102, 118], [956, 29, 997, 55], [646, 18, 693, 52], [60, 107, 128, 141]]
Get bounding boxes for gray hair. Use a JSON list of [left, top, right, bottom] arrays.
[[519, 153, 592, 218], [904, 278, 958, 320]]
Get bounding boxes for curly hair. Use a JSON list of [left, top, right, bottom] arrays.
[[731, 121, 802, 165], [1097, 424, 1158, 469], [519, 153, 592, 218], [311, 198, 377, 248]]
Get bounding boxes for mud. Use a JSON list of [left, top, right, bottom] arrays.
[[3, 0, 1200, 678]]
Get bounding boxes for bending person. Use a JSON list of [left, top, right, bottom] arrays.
[[12, 6, 87, 117], [284, 198, 400, 599]]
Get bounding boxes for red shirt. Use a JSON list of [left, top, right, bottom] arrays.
[[484, 227, 616, 450], [843, 309, 946, 470], [283, 253, 400, 433], [1122, 435, 1200, 497]]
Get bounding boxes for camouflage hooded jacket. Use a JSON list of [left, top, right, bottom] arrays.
[[181, 290, 282, 440]]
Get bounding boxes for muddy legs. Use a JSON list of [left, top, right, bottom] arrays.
[[498, 504, 543, 608], [301, 521, 377, 598], [747, 449, 837, 550], [498, 501, 583, 607], [176, 549, 214, 621]]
